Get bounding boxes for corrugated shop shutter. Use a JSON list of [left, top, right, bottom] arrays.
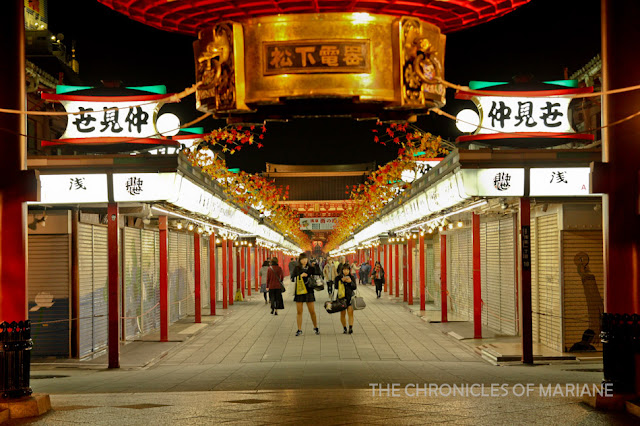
[[123, 227, 142, 340], [533, 213, 561, 351], [447, 230, 472, 320], [141, 229, 160, 334], [201, 237, 210, 310], [499, 216, 517, 335], [480, 216, 517, 335], [562, 231, 604, 351], [168, 231, 179, 323], [78, 223, 109, 358], [425, 240, 436, 303], [28, 234, 71, 357], [92, 226, 109, 353]]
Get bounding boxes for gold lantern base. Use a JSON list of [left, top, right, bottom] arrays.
[[193, 13, 446, 123]]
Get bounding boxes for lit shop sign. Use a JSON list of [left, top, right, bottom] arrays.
[[113, 173, 181, 202], [475, 96, 573, 134], [38, 174, 108, 204], [530, 168, 593, 196], [459, 168, 525, 197], [60, 100, 160, 139], [300, 217, 337, 231]]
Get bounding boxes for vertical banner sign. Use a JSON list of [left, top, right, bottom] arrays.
[[521, 225, 531, 271]]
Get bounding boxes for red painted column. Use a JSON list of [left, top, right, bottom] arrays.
[[440, 234, 448, 323], [241, 246, 246, 298], [107, 203, 120, 368], [159, 216, 169, 341], [519, 198, 533, 364], [0, 0, 29, 325], [472, 213, 482, 339], [209, 231, 216, 315], [384, 244, 389, 293], [388, 244, 393, 296], [419, 233, 426, 311], [403, 243, 408, 302], [247, 246, 252, 296], [221, 238, 228, 309], [194, 233, 201, 323], [407, 238, 413, 305], [228, 241, 234, 305], [254, 246, 259, 291], [394, 244, 400, 297]]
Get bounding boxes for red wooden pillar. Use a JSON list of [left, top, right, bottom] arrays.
[[229, 241, 235, 305], [440, 234, 448, 323], [407, 238, 413, 305], [254, 246, 259, 291], [247, 246, 252, 296], [419, 233, 426, 311], [394, 244, 400, 297], [107, 203, 120, 368], [403, 243, 408, 302], [221, 238, 228, 309], [209, 231, 216, 315], [384, 244, 388, 293], [519, 198, 533, 364], [194, 233, 201, 323], [472, 213, 482, 339], [388, 244, 393, 296], [159, 216, 169, 341], [241, 246, 246, 298]]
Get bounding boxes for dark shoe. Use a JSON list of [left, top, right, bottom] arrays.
[[274, 311, 278, 316], [349, 326, 353, 334], [314, 327, 320, 335], [343, 327, 348, 334], [295, 330, 303, 336], [271, 309, 274, 314]]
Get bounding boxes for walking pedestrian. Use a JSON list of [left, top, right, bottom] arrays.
[[350, 261, 359, 284], [288, 257, 299, 282], [336, 263, 358, 334], [267, 258, 285, 315], [259, 260, 270, 304], [360, 260, 371, 285], [291, 252, 320, 336], [372, 261, 385, 298], [323, 258, 336, 297]]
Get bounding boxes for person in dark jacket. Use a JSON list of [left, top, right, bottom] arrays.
[[291, 252, 319, 336], [267, 258, 285, 315], [335, 263, 358, 334], [288, 258, 299, 281], [372, 261, 385, 298]]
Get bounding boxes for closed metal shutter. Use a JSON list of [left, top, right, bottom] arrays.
[[78, 223, 109, 357], [532, 213, 561, 351], [123, 227, 142, 340], [216, 246, 223, 301], [447, 230, 472, 320], [28, 234, 71, 357], [426, 240, 436, 303], [168, 231, 180, 323], [561, 231, 604, 351], [141, 229, 160, 334], [499, 216, 517, 335], [201, 237, 210, 309], [480, 216, 517, 335]]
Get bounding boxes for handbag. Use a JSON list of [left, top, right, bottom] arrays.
[[324, 293, 347, 314], [295, 276, 308, 295], [351, 290, 366, 310], [310, 275, 325, 291]]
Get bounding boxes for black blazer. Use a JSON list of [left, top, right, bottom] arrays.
[[292, 264, 318, 290]]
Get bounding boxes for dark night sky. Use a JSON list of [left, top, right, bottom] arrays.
[[48, 0, 601, 172]]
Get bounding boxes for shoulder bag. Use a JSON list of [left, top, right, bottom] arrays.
[[351, 289, 366, 310]]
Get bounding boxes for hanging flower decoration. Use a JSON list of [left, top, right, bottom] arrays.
[[193, 124, 267, 155], [185, 149, 311, 250], [325, 129, 451, 253]]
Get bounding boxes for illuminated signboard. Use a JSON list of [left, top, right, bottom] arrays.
[[113, 173, 181, 202], [530, 167, 594, 196], [459, 168, 525, 197], [38, 174, 108, 204], [264, 40, 371, 75], [300, 217, 337, 231]]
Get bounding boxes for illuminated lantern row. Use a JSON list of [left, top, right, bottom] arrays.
[[97, 0, 531, 121]]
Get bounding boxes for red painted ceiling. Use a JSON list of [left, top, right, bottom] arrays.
[[96, 0, 531, 35]]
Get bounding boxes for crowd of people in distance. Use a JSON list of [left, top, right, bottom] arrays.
[[258, 253, 386, 336]]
